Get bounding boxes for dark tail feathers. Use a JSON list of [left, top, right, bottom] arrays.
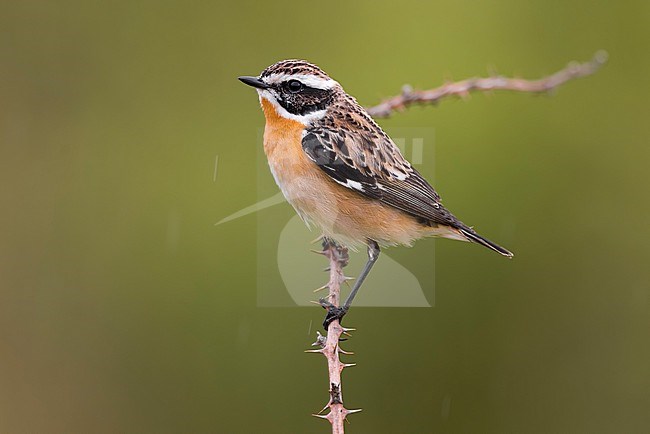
[[459, 228, 514, 258]]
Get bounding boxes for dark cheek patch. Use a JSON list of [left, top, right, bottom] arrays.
[[278, 87, 332, 116]]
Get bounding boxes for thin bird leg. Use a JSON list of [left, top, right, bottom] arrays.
[[343, 240, 380, 309], [322, 240, 380, 329]]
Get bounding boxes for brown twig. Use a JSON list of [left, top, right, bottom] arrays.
[[307, 238, 360, 433], [366, 51, 608, 118]]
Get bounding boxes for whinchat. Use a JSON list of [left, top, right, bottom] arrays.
[[239, 60, 513, 328]]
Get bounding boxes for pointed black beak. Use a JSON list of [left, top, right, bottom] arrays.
[[238, 76, 269, 89]]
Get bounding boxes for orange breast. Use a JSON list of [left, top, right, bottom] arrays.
[[260, 97, 311, 179]]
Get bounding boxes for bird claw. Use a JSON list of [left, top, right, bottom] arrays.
[[319, 298, 348, 329]]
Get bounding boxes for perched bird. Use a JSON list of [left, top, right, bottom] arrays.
[[239, 60, 512, 327]]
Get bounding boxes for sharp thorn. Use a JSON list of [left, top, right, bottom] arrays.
[[345, 408, 363, 415], [310, 235, 324, 244], [338, 347, 354, 355], [316, 403, 330, 415], [304, 349, 323, 353], [310, 249, 327, 256], [342, 363, 357, 368], [323, 267, 330, 272], [311, 413, 329, 419], [313, 284, 329, 293]]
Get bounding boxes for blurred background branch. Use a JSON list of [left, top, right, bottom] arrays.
[[366, 51, 608, 118]]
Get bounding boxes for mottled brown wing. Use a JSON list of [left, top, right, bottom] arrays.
[[302, 122, 464, 229]]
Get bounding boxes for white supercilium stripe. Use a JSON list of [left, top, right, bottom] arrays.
[[263, 73, 338, 90]]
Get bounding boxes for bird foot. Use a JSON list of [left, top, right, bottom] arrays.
[[319, 298, 348, 329]]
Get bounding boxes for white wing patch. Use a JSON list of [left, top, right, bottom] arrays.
[[342, 179, 365, 191], [328, 177, 367, 192]]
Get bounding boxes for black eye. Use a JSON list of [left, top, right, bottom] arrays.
[[287, 80, 303, 93]]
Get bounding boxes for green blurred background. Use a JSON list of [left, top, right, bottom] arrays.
[[1, 1, 649, 433]]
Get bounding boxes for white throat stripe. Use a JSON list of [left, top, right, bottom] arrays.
[[258, 92, 327, 126]]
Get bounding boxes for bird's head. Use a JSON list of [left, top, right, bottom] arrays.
[[239, 59, 341, 124]]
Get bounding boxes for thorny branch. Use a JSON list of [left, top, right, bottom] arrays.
[[304, 53, 606, 432], [307, 239, 360, 433], [366, 51, 608, 118]]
